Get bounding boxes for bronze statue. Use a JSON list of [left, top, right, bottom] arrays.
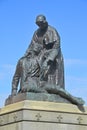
[[12, 15, 65, 94], [5, 15, 85, 106]]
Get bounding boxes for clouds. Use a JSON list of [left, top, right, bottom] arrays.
[[65, 59, 87, 83], [65, 59, 87, 66], [64, 58, 87, 77], [64, 58, 87, 105], [0, 64, 15, 107], [0, 64, 15, 92], [0, 64, 15, 80]]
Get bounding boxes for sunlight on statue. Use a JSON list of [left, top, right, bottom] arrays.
[[5, 15, 85, 106]]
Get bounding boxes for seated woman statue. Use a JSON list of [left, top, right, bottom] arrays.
[[11, 15, 84, 106]]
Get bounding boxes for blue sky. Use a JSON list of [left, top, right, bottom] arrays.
[[0, 0, 87, 107]]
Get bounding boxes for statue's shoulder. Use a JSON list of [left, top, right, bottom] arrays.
[[48, 25, 56, 31], [34, 28, 40, 35], [48, 25, 60, 38]]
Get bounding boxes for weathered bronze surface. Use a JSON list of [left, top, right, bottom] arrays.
[[5, 15, 85, 106]]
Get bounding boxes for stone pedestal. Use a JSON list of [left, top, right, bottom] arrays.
[[5, 92, 71, 106], [0, 100, 87, 130]]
